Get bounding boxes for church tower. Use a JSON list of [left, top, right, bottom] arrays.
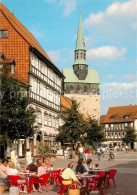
[[62, 12, 100, 120], [73, 11, 88, 80]]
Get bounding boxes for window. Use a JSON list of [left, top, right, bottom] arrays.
[[81, 52, 82, 59], [77, 52, 78, 59], [44, 113, 48, 126], [48, 114, 52, 127], [52, 116, 55, 128], [11, 65, 14, 74], [110, 116, 115, 119], [56, 118, 59, 129], [37, 111, 42, 124], [0, 30, 8, 38], [123, 115, 129, 119], [84, 86, 87, 92]]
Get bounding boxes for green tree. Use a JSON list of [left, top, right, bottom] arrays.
[[122, 127, 136, 145], [84, 116, 105, 146], [0, 64, 38, 141], [56, 99, 88, 144]]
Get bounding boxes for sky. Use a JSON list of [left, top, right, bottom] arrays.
[[1, 0, 137, 115]]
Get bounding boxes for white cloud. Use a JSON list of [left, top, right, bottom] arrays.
[[47, 50, 61, 64], [101, 81, 137, 91], [87, 46, 126, 60], [84, 0, 137, 44], [107, 74, 115, 79], [121, 72, 137, 80], [60, 0, 76, 16]]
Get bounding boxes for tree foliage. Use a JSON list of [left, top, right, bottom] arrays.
[[56, 99, 87, 144], [56, 99, 104, 146], [122, 127, 136, 145], [84, 116, 105, 146], [0, 64, 38, 141]]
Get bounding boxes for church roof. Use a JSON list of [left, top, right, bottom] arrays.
[[63, 68, 100, 84]]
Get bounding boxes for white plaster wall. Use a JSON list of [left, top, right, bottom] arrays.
[[64, 94, 100, 121]]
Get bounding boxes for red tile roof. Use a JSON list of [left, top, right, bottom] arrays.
[[100, 115, 106, 124], [103, 105, 137, 123], [61, 95, 87, 119], [0, 2, 53, 64]]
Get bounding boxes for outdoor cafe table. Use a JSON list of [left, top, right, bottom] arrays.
[[19, 172, 36, 193]]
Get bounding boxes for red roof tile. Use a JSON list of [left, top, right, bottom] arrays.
[[0, 2, 53, 64], [103, 105, 137, 123]]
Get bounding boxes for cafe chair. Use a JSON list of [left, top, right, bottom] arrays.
[[107, 169, 117, 187], [84, 172, 105, 195], [34, 173, 50, 193], [49, 170, 61, 186], [8, 175, 29, 195], [58, 175, 75, 195]]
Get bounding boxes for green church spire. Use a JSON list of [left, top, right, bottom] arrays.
[[73, 10, 88, 80], [76, 10, 86, 50]]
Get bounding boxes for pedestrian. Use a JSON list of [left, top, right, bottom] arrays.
[[84, 148, 89, 161], [64, 148, 68, 160], [10, 148, 16, 163], [25, 149, 32, 165], [78, 144, 84, 159], [125, 145, 128, 153], [101, 147, 105, 158], [97, 147, 102, 161]]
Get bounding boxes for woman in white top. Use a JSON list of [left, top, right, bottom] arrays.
[[25, 149, 32, 165], [6, 162, 20, 176]]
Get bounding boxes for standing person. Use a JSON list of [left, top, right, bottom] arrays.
[[25, 149, 32, 165], [10, 148, 16, 163], [78, 144, 84, 159], [64, 148, 68, 160], [101, 147, 105, 158], [84, 148, 89, 161], [125, 145, 128, 153], [97, 147, 102, 161]]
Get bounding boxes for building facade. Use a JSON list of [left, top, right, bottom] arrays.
[[101, 105, 137, 148], [0, 2, 64, 157], [62, 13, 100, 120]]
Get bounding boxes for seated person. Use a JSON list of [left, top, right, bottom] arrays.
[[6, 162, 20, 176], [0, 159, 9, 177], [83, 159, 93, 174], [37, 162, 46, 177], [61, 162, 82, 187], [43, 160, 50, 170], [26, 162, 38, 192], [76, 158, 85, 175]]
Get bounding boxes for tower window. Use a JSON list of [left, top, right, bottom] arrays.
[[84, 86, 87, 92], [0, 30, 8, 38], [70, 85, 73, 91], [81, 52, 82, 59], [84, 53, 86, 59], [77, 52, 78, 59]]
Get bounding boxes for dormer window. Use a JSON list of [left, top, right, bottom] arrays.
[[11, 65, 14, 74], [0, 30, 8, 38], [110, 116, 115, 119], [123, 115, 129, 119]]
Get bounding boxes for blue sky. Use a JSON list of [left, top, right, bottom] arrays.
[[1, 0, 137, 115]]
